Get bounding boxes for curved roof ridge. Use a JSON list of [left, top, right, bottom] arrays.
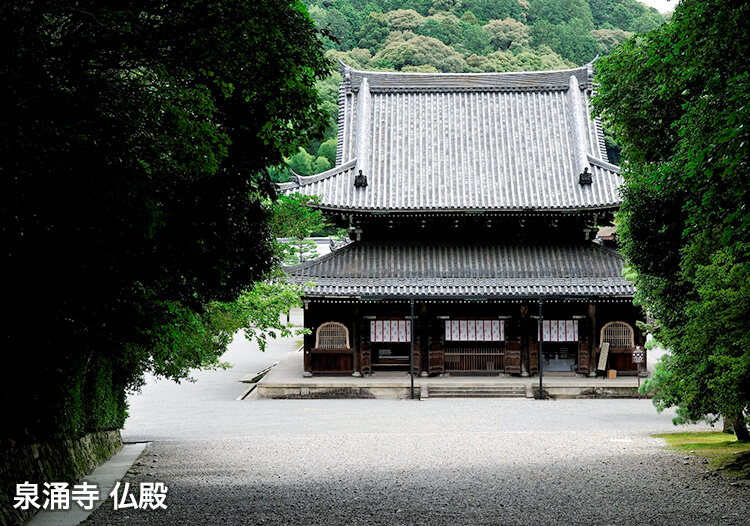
[[276, 158, 357, 190], [340, 63, 592, 91], [341, 62, 589, 79]]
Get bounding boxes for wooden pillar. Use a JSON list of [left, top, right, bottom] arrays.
[[506, 307, 522, 374], [587, 302, 597, 377], [302, 300, 314, 376], [352, 304, 361, 376]]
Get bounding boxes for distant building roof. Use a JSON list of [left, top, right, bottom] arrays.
[[284, 242, 634, 299], [279, 64, 622, 213]]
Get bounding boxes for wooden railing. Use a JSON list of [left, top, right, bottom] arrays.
[[305, 347, 354, 374], [444, 348, 505, 373]]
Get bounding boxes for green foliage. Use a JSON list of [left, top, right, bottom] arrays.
[[527, 0, 594, 30], [531, 18, 600, 64], [458, 22, 492, 55], [484, 18, 532, 50], [307, 0, 657, 74], [631, 11, 665, 33], [373, 35, 468, 72], [318, 138, 339, 166], [587, 0, 665, 31], [357, 12, 392, 52], [288, 147, 316, 175], [590, 28, 633, 55], [386, 9, 426, 30], [309, 5, 357, 50], [429, 0, 461, 15], [460, 0, 529, 24], [2, 0, 330, 442], [461, 11, 480, 25], [220, 276, 308, 353], [313, 156, 332, 173], [268, 194, 331, 264], [418, 14, 463, 45], [594, 0, 750, 439], [268, 194, 331, 241]]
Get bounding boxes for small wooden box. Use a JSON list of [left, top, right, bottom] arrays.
[[607, 369, 617, 379]]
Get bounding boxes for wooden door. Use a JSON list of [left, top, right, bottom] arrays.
[[429, 342, 444, 375], [361, 342, 371, 375], [505, 341, 521, 374], [577, 342, 589, 374], [529, 342, 539, 375]]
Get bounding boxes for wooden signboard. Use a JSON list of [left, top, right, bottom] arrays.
[[597, 342, 610, 373]]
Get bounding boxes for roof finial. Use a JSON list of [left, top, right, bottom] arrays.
[[354, 170, 368, 188], [579, 167, 593, 185]]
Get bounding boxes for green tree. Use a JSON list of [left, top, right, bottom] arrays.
[[2, 0, 330, 441], [309, 6, 357, 50], [631, 10, 665, 33], [609, 4, 634, 30], [587, 0, 665, 32], [532, 18, 599, 64], [313, 156, 332, 173], [418, 13, 463, 45], [527, 0, 594, 30], [268, 194, 331, 264], [356, 12, 392, 53], [318, 138, 339, 166], [593, 0, 750, 440], [590, 28, 633, 55], [429, 0, 462, 15], [458, 21, 492, 54], [386, 9, 426, 30], [460, 10, 480, 25], [288, 147, 316, 176], [460, 0, 528, 24], [373, 34, 467, 72], [483, 18, 532, 50]]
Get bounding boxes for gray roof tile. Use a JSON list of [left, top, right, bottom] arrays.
[[282, 64, 621, 212], [284, 242, 635, 298]]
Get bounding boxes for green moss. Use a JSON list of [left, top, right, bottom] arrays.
[[655, 431, 750, 478]]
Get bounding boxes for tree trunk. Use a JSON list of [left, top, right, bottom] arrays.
[[723, 419, 735, 434], [726, 412, 750, 442]]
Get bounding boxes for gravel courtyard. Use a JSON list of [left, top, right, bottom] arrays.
[[82, 323, 750, 526]]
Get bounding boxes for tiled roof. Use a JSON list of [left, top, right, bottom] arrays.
[[284, 242, 635, 299], [281, 64, 622, 212]]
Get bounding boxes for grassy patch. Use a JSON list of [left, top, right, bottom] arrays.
[[655, 431, 750, 478]]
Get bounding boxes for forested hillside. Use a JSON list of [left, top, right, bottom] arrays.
[[277, 0, 666, 180]]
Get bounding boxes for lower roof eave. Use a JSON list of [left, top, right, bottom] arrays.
[[303, 293, 635, 302]]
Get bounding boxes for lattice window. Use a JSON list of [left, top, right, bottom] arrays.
[[315, 322, 350, 349], [600, 321, 634, 349]]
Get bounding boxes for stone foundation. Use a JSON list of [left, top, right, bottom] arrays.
[[0, 430, 123, 526]]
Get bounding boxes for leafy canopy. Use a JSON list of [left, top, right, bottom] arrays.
[[593, 0, 750, 439], [2, 0, 330, 440]]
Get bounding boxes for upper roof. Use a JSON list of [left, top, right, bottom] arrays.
[[279, 63, 622, 213], [284, 241, 635, 299]]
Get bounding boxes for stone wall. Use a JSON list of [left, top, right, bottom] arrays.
[[0, 430, 123, 526]]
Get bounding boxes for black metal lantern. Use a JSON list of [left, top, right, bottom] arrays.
[[354, 169, 368, 188], [579, 167, 593, 185]]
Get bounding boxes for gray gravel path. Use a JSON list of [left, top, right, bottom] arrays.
[[82, 320, 749, 526]]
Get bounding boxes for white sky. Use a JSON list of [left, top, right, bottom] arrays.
[[638, 0, 678, 14]]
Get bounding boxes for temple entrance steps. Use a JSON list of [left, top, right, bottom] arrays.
[[424, 384, 527, 399]]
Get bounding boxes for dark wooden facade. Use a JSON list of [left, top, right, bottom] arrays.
[[301, 298, 643, 377]]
